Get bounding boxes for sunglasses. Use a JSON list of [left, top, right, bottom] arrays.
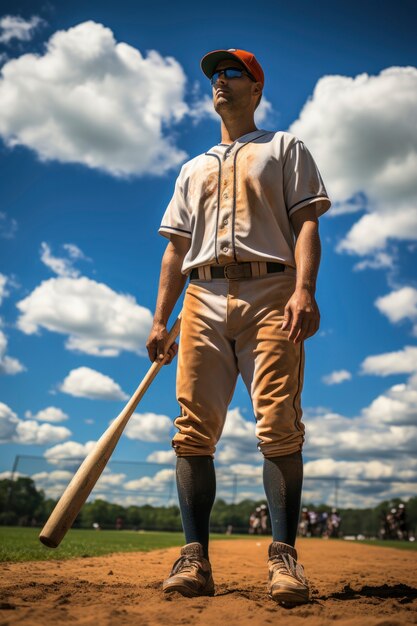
[[210, 67, 254, 85]]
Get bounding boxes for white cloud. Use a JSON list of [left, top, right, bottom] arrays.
[[46, 467, 126, 497], [44, 440, 96, 464], [216, 407, 259, 464], [353, 251, 395, 272], [0, 401, 71, 445], [124, 412, 172, 443], [304, 353, 417, 460], [16, 276, 153, 357], [0, 471, 23, 479], [305, 458, 383, 480], [0, 21, 188, 177], [32, 469, 73, 483], [0, 15, 44, 44], [0, 326, 26, 375], [40, 242, 82, 278], [337, 210, 417, 257], [0, 212, 17, 239], [31, 469, 73, 496], [302, 457, 417, 508], [0, 274, 8, 305], [375, 287, 417, 334], [146, 449, 176, 464], [305, 409, 417, 461], [96, 470, 126, 488], [322, 369, 352, 385], [59, 366, 128, 401], [360, 345, 417, 377], [124, 467, 174, 492], [325, 193, 366, 218], [0, 402, 18, 441], [362, 382, 417, 427], [25, 406, 69, 423], [289, 67, 417, 259], [62, 243, 88, 261]]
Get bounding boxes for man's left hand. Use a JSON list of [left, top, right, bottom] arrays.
[[281, 288, 320, 343]]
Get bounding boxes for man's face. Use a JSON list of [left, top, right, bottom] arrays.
[[211, 59, 260, 114]]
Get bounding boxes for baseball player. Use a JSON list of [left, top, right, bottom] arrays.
[[146, 48, 331, 605]]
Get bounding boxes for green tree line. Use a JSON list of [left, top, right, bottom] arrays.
[[1, 477, 416, 536]]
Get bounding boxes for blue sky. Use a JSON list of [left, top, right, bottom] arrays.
[[0, 0, 416, 508]]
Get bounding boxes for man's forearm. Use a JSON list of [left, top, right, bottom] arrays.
[[153, 243, 188, 326], [294, 221, 321, 294]]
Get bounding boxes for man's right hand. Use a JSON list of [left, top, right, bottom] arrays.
[[146, 323, 178, 365]]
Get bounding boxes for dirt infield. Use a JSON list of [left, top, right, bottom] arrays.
[[0, 538, 416, 626]]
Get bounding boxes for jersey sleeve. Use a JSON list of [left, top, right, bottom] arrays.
[[158, 170, 192, 240], [283, 140, 331, 219]]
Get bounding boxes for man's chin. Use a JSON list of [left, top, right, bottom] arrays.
[[214, 98, 231, 112]]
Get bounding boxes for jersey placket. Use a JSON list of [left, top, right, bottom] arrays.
[[216, 147, 235, 265]]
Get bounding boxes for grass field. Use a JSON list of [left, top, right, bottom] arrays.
[[0, 527, 415, 562], [0, 527, 248, 562]]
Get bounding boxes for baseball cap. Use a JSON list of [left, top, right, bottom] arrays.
[[201, 48, 264, 88]]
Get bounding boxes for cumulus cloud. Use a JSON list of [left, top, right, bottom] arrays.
[[305, 409, 417, 461], [124, 412, 172, 443], [124, 468, 174, 492], [362, 382, 417, 427], [31, 469, 73, 496], [289, 67, 417, 261], [59, 366, 128, 401], [375, 287, 417, 334], [304, 348, 417, 462], [0, 15, 44, 44], [0, 21, 188, 177], [0, 212, 17, 238], [40, 242, 86, 278], [25, 406, 69, 423], [353, 251, 395, 272], [360, 345, 417, 377], [216, 407, 259, 464], [16, 276, 153, 357], [0, 274, 8, 305], [322, 369, 352, 385], [0, 401, 71, 445], [302, 457, 417, 508], [146, 449, 175, 464], [0, 326, 25, 375], [44, 440, 96, 464]]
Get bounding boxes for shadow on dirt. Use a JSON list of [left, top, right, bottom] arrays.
[[321, 583, 417, 604]]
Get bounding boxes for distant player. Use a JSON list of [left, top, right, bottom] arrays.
[[147, 48, 331, 605]]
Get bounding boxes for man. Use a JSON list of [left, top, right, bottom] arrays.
[[146, 48, 331, 605]]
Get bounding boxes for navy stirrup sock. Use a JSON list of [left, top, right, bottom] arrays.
[[263, 451, 303, 547], [176, 456, 216, 560]]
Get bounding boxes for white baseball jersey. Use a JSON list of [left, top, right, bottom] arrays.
[[159, 130, 331, 273]]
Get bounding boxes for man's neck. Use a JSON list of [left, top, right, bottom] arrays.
[[220, 116, 258, 145]]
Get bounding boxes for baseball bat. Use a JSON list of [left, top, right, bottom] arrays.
[[39, 315, 182, 548]]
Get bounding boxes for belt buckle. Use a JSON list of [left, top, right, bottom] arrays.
[[224, 263, 250, 280]]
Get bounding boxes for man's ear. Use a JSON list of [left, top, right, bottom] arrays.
[[253, 82, 263, 110]]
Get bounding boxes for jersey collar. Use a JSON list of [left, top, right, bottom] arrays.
[[211, 129, 270, 154]]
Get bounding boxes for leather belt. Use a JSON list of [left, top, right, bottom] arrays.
[[189, 261, 286, 281]]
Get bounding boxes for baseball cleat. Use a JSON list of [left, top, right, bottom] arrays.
[[162, 542, 215, 597], [267, 541, 310, 605]]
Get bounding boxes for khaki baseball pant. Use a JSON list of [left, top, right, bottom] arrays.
[[172, 266, 305, 458]]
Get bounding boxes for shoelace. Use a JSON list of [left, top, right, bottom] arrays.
[[270, 553, 307, 585], [172, 556, 201, 575]]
